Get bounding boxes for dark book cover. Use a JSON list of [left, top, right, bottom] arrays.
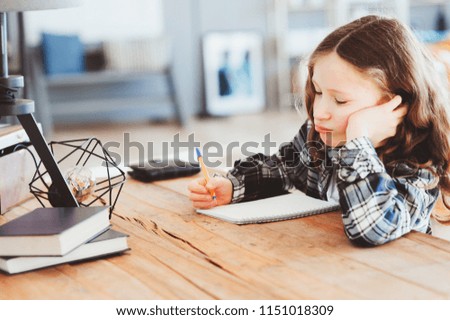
[[0, 206, 108, 236], [0, 206, 110, 256]]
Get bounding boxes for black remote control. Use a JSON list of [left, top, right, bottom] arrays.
[[128, 159, 200, 182]]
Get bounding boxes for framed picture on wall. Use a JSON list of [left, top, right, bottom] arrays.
[[202, 31, 265, 116]]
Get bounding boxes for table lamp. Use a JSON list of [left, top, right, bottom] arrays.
[[0, 0, 83, 207]]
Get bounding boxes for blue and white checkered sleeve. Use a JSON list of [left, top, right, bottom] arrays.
[[227, 121, 311, 203], [336, 137, 439, 246]]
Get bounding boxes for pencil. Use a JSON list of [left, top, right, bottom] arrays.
[[195, 147, 217, 201]]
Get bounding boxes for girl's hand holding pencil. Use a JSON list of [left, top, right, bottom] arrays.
[[188, 148, 233, 209], [196, 147, 217, 201], [188, 176, 233, 209]]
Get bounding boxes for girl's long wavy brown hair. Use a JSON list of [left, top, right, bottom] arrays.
[[304, 15, 450, 214]]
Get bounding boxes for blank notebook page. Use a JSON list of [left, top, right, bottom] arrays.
[[196, 191, 340, 224]]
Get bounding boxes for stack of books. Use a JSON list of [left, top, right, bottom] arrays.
[[0, 206, 129, 274]]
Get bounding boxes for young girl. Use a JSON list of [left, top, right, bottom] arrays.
[[188, 15, 450, 246]]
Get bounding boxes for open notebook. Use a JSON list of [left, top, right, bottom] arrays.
[[196, 191, 340, 224]]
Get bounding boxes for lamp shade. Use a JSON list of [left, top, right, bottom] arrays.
[[0, 0, 83, 12]]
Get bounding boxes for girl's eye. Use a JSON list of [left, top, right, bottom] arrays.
[[314, 90, 322, 95], [335, 99, 347, 105]]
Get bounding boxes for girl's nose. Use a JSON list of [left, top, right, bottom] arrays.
[[313, 98, 332, 120]]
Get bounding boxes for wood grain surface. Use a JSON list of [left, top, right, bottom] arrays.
[[1, 175, 450, 299]]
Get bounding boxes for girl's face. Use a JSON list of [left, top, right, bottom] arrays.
[[312, 52, 385, 147]]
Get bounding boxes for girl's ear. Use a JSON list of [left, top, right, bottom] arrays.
[[394, 89, 412, 106]]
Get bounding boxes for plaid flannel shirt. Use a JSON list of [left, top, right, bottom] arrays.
[[226, 120, 439, 246]]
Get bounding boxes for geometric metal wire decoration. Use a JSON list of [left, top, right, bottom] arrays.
[[29, 137, 126, 218]]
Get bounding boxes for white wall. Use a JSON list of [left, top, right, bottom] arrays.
[[24, 0, 164, 45]]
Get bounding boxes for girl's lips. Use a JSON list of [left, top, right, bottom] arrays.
[[315, 125, 333, 133]]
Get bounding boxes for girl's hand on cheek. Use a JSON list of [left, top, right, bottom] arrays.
[[346, 95, 406, 147]]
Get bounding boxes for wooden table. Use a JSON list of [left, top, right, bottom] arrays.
[[1, 175, 450, 299]]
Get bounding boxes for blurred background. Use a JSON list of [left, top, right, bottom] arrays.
[[2, 0, 449, 145]]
